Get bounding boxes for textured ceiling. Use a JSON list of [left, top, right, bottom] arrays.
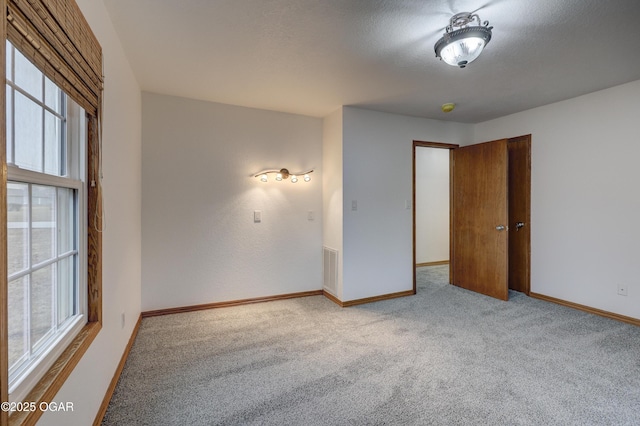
[[103, 0, 640, 123]]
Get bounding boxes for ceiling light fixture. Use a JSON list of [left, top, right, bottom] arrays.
[[434, 12, 493, 68], [254, 168, 313, 183]]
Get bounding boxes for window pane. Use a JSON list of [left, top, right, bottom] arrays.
[[44, 77, 62, 114], [7, 182, 29, 276], [6, 40, 12, 82], [8, 276, 28, 371], [57, 188, 74, 254], [14, 48, 42, 100], [57, 256, 76, 325], [44, 111, 63, 176], [31, 264, 55, 350], [14, 91, 43, 172], [6, 87, 12, 164], [32, 185, 56, 265]]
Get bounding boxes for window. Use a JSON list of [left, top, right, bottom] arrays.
[[1, 1, 103, 423], [5, 41, 87, 404]]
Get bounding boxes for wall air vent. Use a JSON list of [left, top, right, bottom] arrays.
[[322, 247, 338, 295]]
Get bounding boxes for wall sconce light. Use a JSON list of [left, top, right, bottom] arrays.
[[254, 168, 313, 183]]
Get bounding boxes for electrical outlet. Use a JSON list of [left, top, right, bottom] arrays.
[[617, 284, 628, 296]]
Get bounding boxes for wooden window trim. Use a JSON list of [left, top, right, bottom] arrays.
[[7, 324, 101, 425], [1, 11, 8, 423]]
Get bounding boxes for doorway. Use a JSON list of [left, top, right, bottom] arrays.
[[412, 141, 458, 293], [412, 136, 531, 300]]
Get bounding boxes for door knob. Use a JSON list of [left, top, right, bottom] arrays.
[[496, 225, 506, 231], [515, 222, 525, 231]]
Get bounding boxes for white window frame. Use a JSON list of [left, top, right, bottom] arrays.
[[5, 42, 88, 404]]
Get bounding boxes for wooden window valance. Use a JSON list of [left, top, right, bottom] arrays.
[[6, 0, 103, 116]]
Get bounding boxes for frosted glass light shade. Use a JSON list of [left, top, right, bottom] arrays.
[[439, 36, 486, 67], [435, 25, 492, 68]]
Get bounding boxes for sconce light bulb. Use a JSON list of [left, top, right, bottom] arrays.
[[260, 174, 268, 182], [276, 173, 283, 181], [304, 174, 311, 182], [291, 175, 298, 183]]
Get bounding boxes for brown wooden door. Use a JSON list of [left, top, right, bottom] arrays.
[[451, 139, 509, 300], [508, 136, 531, 294]]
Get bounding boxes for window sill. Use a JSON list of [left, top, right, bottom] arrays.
[[9, 321, 101, 426]]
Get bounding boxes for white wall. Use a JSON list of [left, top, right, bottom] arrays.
[[474, 79, 640, 320], [415, 147, 449, 264], [322, 108, 344, 298], [141, 93, 323, 311], [341, 107, 472, 301], [38, 0, 142, 424]]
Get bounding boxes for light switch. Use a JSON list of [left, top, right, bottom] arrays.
[[308, 211, 315, 221], [254, 210, 262, 223], [352, 200, 358, 211], [405, 200, 412, 210]]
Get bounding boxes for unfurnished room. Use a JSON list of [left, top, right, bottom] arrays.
[[1, 1, 639, 425]]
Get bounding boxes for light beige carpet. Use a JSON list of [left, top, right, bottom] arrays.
[[103, 266, 640, 425]]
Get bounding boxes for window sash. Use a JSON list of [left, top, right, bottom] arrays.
[[7, 165, 82, 191], [7, 182, 79, 282], [6, 42, 68, 177], [5, 178, 85, 400], [8, 314, 85, 402]]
